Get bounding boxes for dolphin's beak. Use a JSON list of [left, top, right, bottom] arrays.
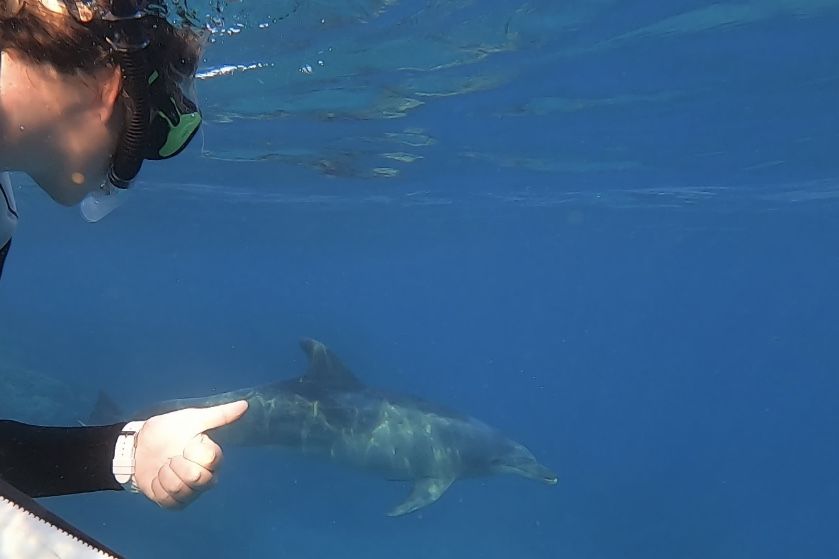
[[499, 459, 558, 485], [528, 463, 558, 485]]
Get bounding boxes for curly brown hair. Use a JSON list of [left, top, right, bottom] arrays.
[[0, 0, 203, 84]]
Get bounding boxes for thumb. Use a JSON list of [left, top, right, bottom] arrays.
[[190, 400, 249, 433]]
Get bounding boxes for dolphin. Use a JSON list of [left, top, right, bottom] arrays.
[[106, 338, 557, 516]]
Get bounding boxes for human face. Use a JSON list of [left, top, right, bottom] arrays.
[[0, 49, 122, 205]]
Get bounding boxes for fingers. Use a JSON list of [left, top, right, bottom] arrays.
[[151, 448, 219, 510], [183, 433, 224, 472], [189, 400, 249, 433], [151, 471, 188, 510]]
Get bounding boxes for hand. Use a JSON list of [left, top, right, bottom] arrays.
[[132, 400, 248, 509]]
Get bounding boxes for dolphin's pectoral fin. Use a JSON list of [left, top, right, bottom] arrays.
[[387, 477, 455, 517]]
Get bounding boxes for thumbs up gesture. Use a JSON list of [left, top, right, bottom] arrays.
[[132, 400, 248, 509]]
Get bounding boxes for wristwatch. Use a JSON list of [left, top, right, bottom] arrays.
[[112, 421, 145, 493]]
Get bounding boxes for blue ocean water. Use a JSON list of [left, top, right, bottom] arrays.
[[1, 1, 839, 557]]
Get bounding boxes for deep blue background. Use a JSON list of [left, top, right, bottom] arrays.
[[2, 1, 839, 557]]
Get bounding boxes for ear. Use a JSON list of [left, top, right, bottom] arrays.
[[96, 65, 123, 122]]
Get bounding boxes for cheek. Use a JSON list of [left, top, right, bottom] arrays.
[[14, 94, 63, 132]]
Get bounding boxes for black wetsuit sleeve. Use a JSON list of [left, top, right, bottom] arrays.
[[0, 239, 10, 281], [0, 421, 125, 497]]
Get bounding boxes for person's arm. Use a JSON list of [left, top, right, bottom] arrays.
[[0, 420, 124, 497], [1, 171, 18, 281], [0, 400, 248, 507], [0, 239, 10, 280]]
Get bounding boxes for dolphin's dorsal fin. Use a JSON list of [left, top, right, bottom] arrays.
[[299, 338, 363, 389], [88, 390, 124, 425], [387, 477, 455, 517]]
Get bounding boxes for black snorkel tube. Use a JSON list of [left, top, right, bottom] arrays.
[[103, 0, 151, 189]]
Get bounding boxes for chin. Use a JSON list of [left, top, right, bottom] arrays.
[[48, 187, 88, 206], [38, 178, 95, 206]]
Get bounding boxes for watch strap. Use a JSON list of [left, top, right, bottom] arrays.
[[112, 420, 145, 493]]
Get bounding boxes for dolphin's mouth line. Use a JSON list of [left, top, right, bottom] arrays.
[[503, 463, 558, 485]]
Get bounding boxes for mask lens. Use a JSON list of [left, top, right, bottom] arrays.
[[145, 71, 202, 160]]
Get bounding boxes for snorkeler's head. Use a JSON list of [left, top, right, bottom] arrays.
[[0, 0, 204, 201]]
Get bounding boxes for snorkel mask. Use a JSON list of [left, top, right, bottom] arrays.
[[78, 0, 203, 221], [0, 0, 202, 220]]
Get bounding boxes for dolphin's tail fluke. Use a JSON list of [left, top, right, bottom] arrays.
[[87, 391, 125, 425]]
